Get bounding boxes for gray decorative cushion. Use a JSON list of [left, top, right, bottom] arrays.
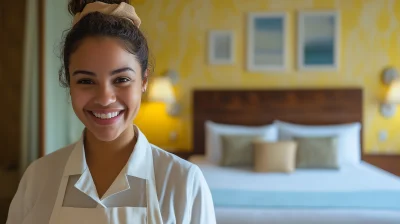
[[220, 135, 259, 166], [294, 136, 339, 169]]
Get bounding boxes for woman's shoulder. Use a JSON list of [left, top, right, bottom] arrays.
[[9, 143, 77, 213], [150, 145, 214, 222], [150, 144, 193, 164], [31, 143, 75, 170], [150, 144, 193, 165], [150, 145, 203, 181], [23, 142, 76, 183]]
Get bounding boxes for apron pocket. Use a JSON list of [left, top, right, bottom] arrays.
[[108, 207, 147, 224], [59, 207, 109, 224]]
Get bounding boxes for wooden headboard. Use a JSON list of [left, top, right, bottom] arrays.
[[192, 88, 363, 156]]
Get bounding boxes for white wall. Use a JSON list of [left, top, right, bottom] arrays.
[[21, 0, 39, 173], [44, 0, 84, 154]]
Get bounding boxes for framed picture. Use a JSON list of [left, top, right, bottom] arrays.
[[208, 30, 234, 65], [247, 12, 288, 72], [298, 11, 340, 70]]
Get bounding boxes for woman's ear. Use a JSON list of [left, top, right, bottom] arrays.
[[142, 69, 149, 93]]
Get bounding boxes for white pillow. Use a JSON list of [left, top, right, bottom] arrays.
[[273, 120, 362, 165], [205, 121, 278, 165]]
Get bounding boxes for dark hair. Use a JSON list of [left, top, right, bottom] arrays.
[[59, 0, 152, 88]]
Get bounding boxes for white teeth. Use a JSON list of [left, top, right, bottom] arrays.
[[92, 111, 120, 119]]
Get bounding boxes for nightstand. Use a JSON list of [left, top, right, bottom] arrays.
[[363, 154, 400, 176]]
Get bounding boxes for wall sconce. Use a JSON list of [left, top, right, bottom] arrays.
[[381, 67, 400, 118], [147, 75, 180, 116]]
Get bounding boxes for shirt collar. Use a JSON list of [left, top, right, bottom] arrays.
[[63, 131, 87, 177], [125, 126, 152, 179], [62, 125, 153, 203], [63, 125, 152, 179], [100, 129, 151, 201]]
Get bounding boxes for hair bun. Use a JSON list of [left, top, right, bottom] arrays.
[[68, 0, 130, 16]]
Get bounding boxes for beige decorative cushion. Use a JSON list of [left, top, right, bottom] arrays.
[[253, 141, 297, 173], [220, 135, 259, 166], [294, 136, 339, 169]]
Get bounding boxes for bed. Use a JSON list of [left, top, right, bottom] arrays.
[[189, 88, 400, 224]]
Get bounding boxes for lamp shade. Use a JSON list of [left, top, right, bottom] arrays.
[[385, 81, 400, 104], [147, 76, 176, 103]]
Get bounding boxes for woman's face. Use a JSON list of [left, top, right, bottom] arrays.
[[69, 37, 147, 142]]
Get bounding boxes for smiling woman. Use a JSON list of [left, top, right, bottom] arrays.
[[6, 1, 216, 224], [68, 37, 143, 143]]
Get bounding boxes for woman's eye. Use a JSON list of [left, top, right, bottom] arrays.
[[77, 79, 94, 84], [114, 77, 131, 84]]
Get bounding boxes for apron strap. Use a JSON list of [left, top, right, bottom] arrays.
[[145, 146, 163, 224], [49, 176, 70, 224]]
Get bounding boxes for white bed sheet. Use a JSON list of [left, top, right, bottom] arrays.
[[189, 155, 400, 224], [189, 155, 400, 192]]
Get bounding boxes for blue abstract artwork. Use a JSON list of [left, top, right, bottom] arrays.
[[300, 13, 337, 68], [253, 17, 284, 66]]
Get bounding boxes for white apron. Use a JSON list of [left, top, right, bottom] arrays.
[[48, 139, 163, 224]]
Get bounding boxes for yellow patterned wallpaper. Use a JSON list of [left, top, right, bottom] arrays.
[[132, 0, 400, 154]]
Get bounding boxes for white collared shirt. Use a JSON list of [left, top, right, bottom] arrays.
[[6, 128, 216, 224]]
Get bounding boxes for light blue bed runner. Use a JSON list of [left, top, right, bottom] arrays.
[[211, 189, 400, 210]]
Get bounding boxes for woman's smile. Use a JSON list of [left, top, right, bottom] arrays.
[[86, 109, 125, 126]]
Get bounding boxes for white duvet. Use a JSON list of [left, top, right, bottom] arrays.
[[189, 155, 400, 224], [189, 155, 400, 192]]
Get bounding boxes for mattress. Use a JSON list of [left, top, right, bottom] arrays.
[[189, 155, 400, 223]]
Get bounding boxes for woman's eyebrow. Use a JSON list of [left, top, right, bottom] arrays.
[[111, 67, 136, 75], [72, 67, 136, 76], [72, 70, 95, 76]]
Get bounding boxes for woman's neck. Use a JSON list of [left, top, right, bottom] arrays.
[[84, 126, 137, 162], [83, 126, 138, 198]]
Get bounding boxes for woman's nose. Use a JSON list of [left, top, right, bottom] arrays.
[[94, 84, 116, 106]]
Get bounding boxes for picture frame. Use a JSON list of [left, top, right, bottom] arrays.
[[208, 30, 235, 65], [247, 12, 288, 72], [297, 11, 340, 71]]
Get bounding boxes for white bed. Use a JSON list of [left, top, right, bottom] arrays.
[[191, 89, 400, 223], [190, 155, 400, 224]]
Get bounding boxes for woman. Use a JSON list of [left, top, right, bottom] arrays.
[[6, 0, 216, 223]]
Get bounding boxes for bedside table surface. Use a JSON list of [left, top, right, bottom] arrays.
[[363, 154, 400, 176]]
